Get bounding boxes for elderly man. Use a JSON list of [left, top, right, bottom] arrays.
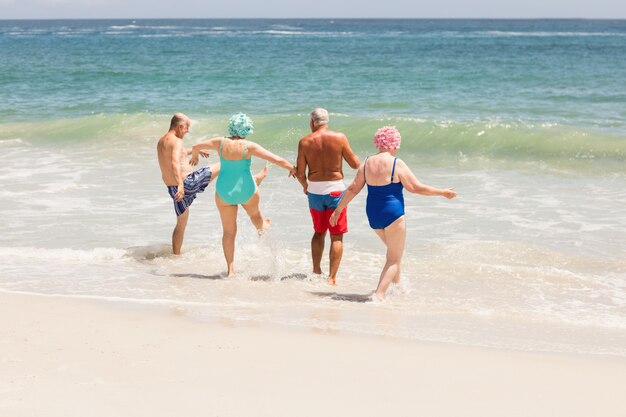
[[157, 113, 218, 255], [295, 108, 360, 285]]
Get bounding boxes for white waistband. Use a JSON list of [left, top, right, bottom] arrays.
[[307, 180, 345, 195]]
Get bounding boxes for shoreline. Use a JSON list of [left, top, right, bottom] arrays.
[[3, 287, 624, 359], [1, 291, 625, 417]]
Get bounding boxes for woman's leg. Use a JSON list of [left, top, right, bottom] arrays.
[[374, 216, 406, 300], [242, 190, 270, 234], [374, 229, 386, 244], [253, 164, 269, 186], [215, 193, 238, 277], [209, 162, 221, 179]]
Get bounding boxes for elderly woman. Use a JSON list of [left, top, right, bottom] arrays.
[[191, 113, 295, 277], [330, 127, 457, 300]]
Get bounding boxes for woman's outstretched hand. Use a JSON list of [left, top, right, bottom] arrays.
[[190, 150, 209, 166], [442, 188, 457, 199]]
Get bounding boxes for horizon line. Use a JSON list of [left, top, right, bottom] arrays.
[[2, 17, 626, 21]]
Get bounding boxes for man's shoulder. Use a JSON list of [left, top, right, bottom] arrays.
[[162, 133, 180, 143], [324, 129, 347, 139], [298, 133, 317, 146], [299, 131, 316, 140], [321, 130, 348, 146], [158, 133, 180, 150], [299, 129, 347, 147]]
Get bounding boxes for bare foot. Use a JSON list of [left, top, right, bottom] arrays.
[[372, 291, 384, 302], [328, 275, 336, 286], [258, 218, 271, 235], [226, 265, 235, 278], [254, 164, 269, 186]]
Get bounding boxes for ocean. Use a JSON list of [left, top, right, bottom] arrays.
[[1, 19, 625, 356]]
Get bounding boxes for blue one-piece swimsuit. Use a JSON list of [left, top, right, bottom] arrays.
[[365, 157, 405, 230]]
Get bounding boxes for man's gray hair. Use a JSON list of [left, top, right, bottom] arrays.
[[310, 108, 329, 127], [170, 112, 189, 130]]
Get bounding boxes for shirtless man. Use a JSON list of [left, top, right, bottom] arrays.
[[157, 113, 218, 255], [295, 108, 360, 285]]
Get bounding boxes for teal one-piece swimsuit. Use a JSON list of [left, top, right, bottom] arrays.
[[216, 139, 257, 205]]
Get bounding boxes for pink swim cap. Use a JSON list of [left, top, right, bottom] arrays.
[[374, 126, 401, 150]]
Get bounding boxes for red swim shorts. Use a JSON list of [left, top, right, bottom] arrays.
[[307, 190, 348, 235]]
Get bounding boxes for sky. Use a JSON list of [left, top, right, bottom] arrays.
[[1, 0, 625, 19]]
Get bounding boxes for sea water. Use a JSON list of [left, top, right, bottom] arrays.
[[0, 19, 625, 356]]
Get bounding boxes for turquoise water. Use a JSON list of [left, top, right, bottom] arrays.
[[1, 20, 625, 356], [1, 19, 625, 127], [2, 19, 625, 168]]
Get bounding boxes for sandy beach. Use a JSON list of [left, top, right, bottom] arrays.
[[1, 292, 625, 417], [1, 16, 625, 417]]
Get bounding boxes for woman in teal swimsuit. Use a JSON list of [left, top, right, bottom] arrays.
[[191, 113, 296, 277], [330, 127, 456, 301]]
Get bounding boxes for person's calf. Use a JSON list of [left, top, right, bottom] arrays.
[[254, 165, 269, 186], [172, 227, 185, 255], [172, 212, 189, 255], [311, 232, 326, 274]]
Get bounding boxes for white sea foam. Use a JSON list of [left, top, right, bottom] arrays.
[[1, 131, 625, 356], [250, 30, 355, 37], [477, 31, 626, 38], [0, 247, 128, 263], [109, 25, 140, 30], [0, 138, 23, 146], [0, 288, 219, 308], [270, 24, 301, 30], [109, 28, 358, 38], [142, 26, 179, 30], [138, 34, 190, 38]]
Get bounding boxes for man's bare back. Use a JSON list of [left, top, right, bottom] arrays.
[[295, 109, 360, 286], [296, 126, 359, 185]]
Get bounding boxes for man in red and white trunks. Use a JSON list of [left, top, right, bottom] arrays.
[[295, 108, 360, 285]]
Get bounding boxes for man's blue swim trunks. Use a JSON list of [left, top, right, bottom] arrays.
[[167, 167, 213, 216]]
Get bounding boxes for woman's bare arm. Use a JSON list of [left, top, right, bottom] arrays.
[[397, 159, 457, 199], [190, 137, 222, 165], [329, 164, 366, 226], [248, 141, 295, 174]]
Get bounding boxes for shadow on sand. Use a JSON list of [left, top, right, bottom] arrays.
[[280, 273, 308, 281], [250, 273, 308, 282], [171, 272, 310, 282], [170, 273, 224, 280], [310, 291, 373, 303], [250, 275, 272, 282]]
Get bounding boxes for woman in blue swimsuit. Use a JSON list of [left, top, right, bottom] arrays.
[[191, 113, 296, 277], [330, 126, 456, 301]]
